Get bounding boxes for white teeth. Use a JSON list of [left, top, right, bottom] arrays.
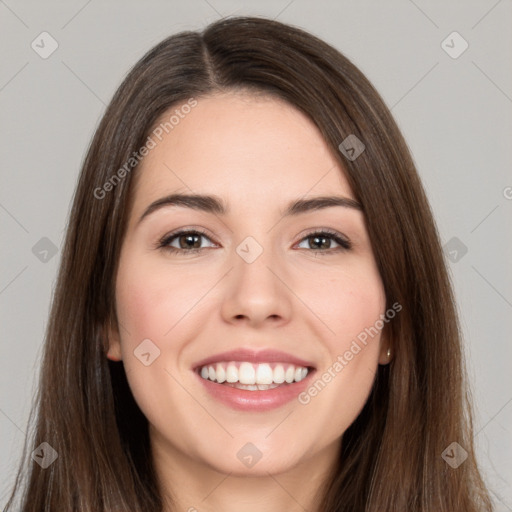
[[198, 361, 311, 387], [239, 362, 256, 384], [285, 365, 295, 383], [223, 382, 282, 391], [257, 383, 279, 390], [255, 363, 273, 385], [226, 363, 238, 383], [216, 363, 226, 383], [273, 364, 285, 384]]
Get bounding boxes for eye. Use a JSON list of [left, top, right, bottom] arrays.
[[157, 228, 351, 256], [157, 228, 217, 255], [295, 229, 351, 254]]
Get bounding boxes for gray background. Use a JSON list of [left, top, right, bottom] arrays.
[[1, 0, 511, 509]]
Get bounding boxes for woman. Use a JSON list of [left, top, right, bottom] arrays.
[[5, 15, 493, 511]]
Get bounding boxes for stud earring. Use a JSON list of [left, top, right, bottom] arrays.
[[386, 348, 391, 358]]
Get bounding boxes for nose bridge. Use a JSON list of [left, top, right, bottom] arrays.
[[220, 232, 292, 325], [235, 234, 276, 284]]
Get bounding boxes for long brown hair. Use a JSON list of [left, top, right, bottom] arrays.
[[5, 15, 493, 511]]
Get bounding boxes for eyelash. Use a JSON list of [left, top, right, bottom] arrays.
[[156, 228, 351, 256]]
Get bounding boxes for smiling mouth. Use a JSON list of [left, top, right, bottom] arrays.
[[196, 361, 314, 391]]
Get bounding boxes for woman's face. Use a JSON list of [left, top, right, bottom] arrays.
[[108, 92, 389, 478]]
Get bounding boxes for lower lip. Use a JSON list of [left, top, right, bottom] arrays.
[[195, 369, 316, 411]]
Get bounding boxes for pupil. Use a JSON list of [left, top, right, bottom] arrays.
[[180, 234, 200, 249], [311, 235, 329, 249]]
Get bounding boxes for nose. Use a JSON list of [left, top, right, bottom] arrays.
[[220, 240, 293, 328]]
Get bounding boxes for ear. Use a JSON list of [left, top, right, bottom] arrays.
[[104, 317, 123, 362]]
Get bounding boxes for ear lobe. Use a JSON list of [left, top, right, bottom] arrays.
[[104, 318, 123, 362]]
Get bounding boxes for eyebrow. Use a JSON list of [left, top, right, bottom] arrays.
[[138, 193, 363, 224]]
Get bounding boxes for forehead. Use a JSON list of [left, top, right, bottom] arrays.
[[131, 92, 355, 216]]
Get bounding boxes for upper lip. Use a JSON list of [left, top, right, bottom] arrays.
[[193, 348, 316, 370]]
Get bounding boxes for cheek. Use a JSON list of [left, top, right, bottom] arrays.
[[114, 252, 207, 347], [331, 285, 385, 346], [113, 250, 219, 417], [310, 259, 386, 349], [296, 263, 386, 433], [113, 254, 199, 432]]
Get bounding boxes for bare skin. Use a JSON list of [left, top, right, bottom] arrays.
[[107, 92, 391, 512]]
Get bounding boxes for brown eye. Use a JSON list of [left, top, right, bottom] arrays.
[[296, 230, 351, 253], [159, 229, 216, 254]]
